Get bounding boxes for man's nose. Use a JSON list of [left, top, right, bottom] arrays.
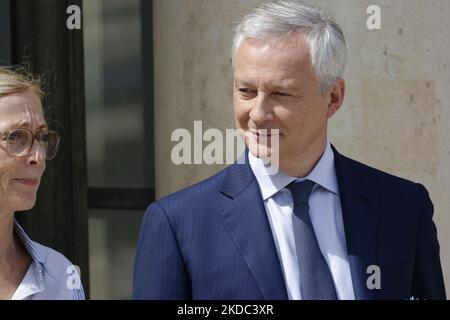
[[249, 93, 274, 125], [27, 140, 46, 166]]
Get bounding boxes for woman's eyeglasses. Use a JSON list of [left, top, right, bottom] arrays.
[[0, 128, 60, 160]]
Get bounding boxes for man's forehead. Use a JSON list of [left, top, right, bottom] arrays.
[[234, 52, 314, 85], [235, 37, 312, 69], [234, 76, 299, 88]]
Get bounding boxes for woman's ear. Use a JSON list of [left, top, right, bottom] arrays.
[[326, 78, 345, 119]]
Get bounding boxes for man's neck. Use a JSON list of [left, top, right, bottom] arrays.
[[280, 139, 328, 178]]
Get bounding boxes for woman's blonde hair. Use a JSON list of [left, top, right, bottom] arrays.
[[0, 65, 43, 99]]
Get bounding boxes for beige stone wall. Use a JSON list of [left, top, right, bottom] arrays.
[[153, 0, 450, 292]]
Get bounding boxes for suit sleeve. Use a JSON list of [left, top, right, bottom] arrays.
[[133, 202, 191, 300], [411, 184, 446, 299]]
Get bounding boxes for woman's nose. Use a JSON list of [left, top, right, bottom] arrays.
[[27, 140, 46, 165]]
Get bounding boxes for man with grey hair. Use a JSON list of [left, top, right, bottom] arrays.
[[134, 1, 445, 300]]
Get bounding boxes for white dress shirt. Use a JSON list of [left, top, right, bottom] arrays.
[[249, 141, 355, 300], [10, 221, 85, 300]]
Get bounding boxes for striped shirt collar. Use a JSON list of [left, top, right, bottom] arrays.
[[14, 220, 57, 283], [12, 219, 85, 300]]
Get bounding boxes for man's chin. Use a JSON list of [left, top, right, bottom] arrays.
[[248, 143, 275, 159]]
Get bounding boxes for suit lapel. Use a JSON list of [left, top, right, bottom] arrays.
[[218, 152, 288, 300], [333, 146, 379, 300]]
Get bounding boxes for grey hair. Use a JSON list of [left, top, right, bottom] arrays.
[[232, 0, 347, 94]]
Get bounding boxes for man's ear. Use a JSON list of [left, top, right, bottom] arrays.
[[326, 78, 345, 119]]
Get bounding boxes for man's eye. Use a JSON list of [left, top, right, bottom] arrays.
[[238, 88, 257, 95], [273, 92, 291, 97]]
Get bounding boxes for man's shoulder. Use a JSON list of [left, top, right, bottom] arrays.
[[153, 164, 234, 212], [337, 150, 423, 192]]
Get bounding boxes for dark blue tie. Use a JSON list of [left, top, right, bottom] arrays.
[[286, 180, 338, 300]]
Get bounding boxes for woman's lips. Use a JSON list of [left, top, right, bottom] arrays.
[[13, 179, 39, 187]]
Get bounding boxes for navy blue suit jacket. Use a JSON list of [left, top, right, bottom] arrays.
[[133, 147, 446, 300]]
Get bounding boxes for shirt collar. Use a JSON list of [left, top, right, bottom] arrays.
[[249, 141, 340, 200], [13, 220, 61, 287], [14, 220, 47, 269], [12, 220, 85, 300]]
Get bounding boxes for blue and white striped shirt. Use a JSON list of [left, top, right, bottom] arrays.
[[11, 221, 85, 300]]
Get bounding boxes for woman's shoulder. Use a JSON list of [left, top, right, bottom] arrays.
[[31, 241, 76, 275], [14, 221, 85, 300], [30, 241, 85, 298]]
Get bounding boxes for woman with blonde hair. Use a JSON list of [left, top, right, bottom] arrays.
[[0, 66, 85, 300]]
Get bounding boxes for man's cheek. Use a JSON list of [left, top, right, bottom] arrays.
[[235, 114, 248, 129]]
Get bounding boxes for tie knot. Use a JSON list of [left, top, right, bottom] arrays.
[[286, 180, 315, 207]]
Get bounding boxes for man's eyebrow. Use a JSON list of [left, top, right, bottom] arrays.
[[235, 78, 299, 90], [271, 84, 294, 90], [234, 79, 254, 87]]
